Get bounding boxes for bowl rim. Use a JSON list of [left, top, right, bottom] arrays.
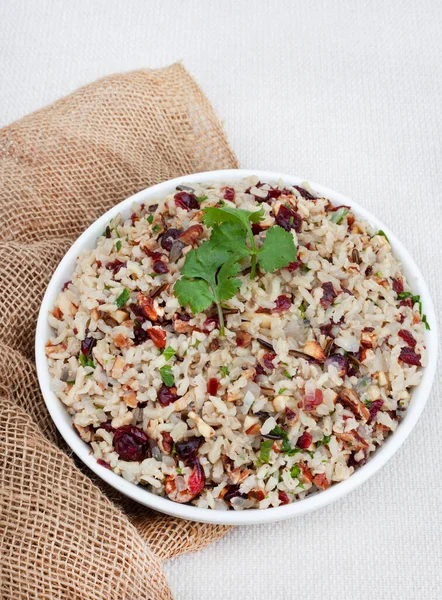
[[35, 168, 438, 525]]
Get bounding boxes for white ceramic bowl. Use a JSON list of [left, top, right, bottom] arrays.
[[35, 169, 438, 525]]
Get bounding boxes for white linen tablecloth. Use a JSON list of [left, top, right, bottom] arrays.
[[1, 1, 441, 598]]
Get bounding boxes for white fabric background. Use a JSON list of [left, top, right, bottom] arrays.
[[1, 1, 441, 598]]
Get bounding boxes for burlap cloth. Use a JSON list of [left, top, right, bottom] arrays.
[[0, 64, 238, 599]]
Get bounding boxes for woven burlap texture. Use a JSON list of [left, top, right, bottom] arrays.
[[0, 64, 237, 600]]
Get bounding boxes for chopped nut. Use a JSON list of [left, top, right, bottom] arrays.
[[302, 340, 326, 362], [339, 387, 370, 421], [360, 328, 378, 349], [91, 307, 101, 321], [113, 333, 131, 349], [58, 293, 76, 316], [378, 371, 388, 386], [114, 309, 129, 324], [73, 424, 92, 443], [123, 390, 138, 408], [188, 411, 216, 439], [172, 390, 195, 412], [111, 355, 126, 379], [45, 342, 67, 356]]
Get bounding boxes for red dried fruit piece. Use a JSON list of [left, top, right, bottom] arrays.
[[254, 364, 265, 377], [251, 223, 264, 235], [304, 389, 323, 412], [161, 432, 173, 455], [268, 188, 282, 199], [173, 312, 193, 333], [98, 421, 114, 432], [294, 186, 315, 200], [399, 347, 422, 367], [176, 436, 204, 461], [368, 399, 384, 424], [324, 353, 348, 376], [365, 266, 373, 276], [275, 204, 302, 233], [236, 331, 252, 348], [278, 491, 290, 505], [174, 191, 199, 210], [106, 259, 127, 274], [223, 187, 235, 200], [285, 407, 297, 424], [133, 322, 149, 345], [161, 228, 182, 251], [178, 224, 204, 246], [97, 459, 111, 469], [207, 377, 219, 396], [249, 489, 265, 501], [223, 484, 247, 502], [187, 458, 206, 497], [137, 293, 158, 321], [400, 298, 413, 308], [398, 329, 416, 348], [287, 259, 301, 272], [263, 352, 276, 370], [81, 336, 96, 358], [320, 282, 337, 309], [113, 425, 149, 462], [62, 280, 72, 291], [273, 295, 291, 312], [203, 316, 219, 332], [320, 323, 333, 337], [157, 385, 180, 406], [147, 327, 166, 349], [153, 260, 169, 274], [296, 432, 312, 449], [392, 277, 404, 294]]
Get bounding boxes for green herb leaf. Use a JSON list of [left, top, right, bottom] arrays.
[[316, 434, 331, 447], [116, 240, 122, 252], [79, 352, 95, 369], [258, 226, 297, 273], [269, 426, 288, 440], [281, 439, 300, 456], [152, 224, 161, 233], [376, 230, 390, 243], [162, 346, 176, 361], [290, 464, 301, 479], [159, 364, 174, 387], [220, 366, 229, 377], [203, 205, 264, 228], [115, 289, 130, 308], [259, 439, 274, 464], [283, 370, 292, 379], [147, 215, 154, 224], [330, 208, 349, 224], [278, 388, 286, 395], [196, 195, 208, 203], [422, 314, 431, 330], [66, 380, 75, 385]]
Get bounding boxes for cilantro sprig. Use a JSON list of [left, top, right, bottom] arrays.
[[174, 205, 297, 335]]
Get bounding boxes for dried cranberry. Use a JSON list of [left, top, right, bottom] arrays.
[[203, 316, 219, 332], [97, 459, 111, 469], [398, 329, 416, 348], [223, 187, 235, 200], [174, 191, 199, 210], [161, 432, 173, 454], [399, 347, 422, 367], [143, 249, 164, 260], [62, 280, 72, 291], [81, 336, 96, 358], [236, 331, 252, 347], [285, 407, 297, 422], [98, 421, 114, 432], [175, 312, 190, 322], [278, 491, 290, 505], [223, 485, 247, 502], [320, 282, 337, 309], [187, 458, 205, 497], [392, 277, 404, 294], [267, 188, 282, 199], [251, 223, 264, 235], [296, 432, 312, 449], [106, 259, 126, 274], [255, 364, 265, 377], [319, 323, 333, 337], [176, 436, 204, 461], [157, 385, 180, 406], [365, 266, 373, 276], [294, 186, 315, 200], [207, 377, 219, 396], [263, 352, 276, 370], [153, 260, 169, 274], [400, 298, 413, 308], [133, 322, 149, 345], [325, 353, 348, 377], [273, 295, 291, 312], [161, 228, 182, 251], [275, 204, 302, 232], [368, 399, 384, 423], [147, 327, 166, 349], [113, 425, 149, 461], [249, 489, 265, 501], [287, 259, 301, 272]]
